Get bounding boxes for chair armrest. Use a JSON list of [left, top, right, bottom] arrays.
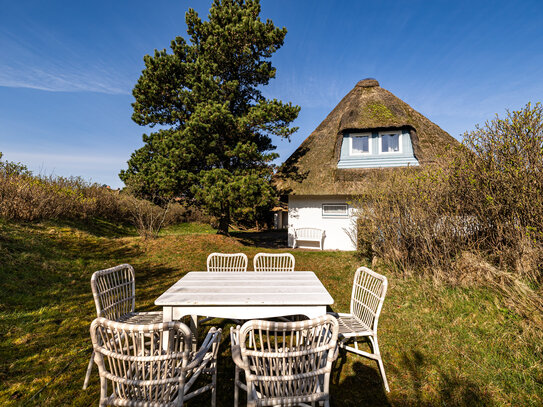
[[326, 311, 339, 319], [186, 327, 221, 371]]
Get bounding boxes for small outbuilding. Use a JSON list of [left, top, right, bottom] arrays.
[[275, 78, 457, 250]]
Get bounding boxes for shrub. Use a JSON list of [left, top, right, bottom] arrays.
[[356, 159, 465, 274], [0, 167, 126, 223], [454, 102, 543, 281], [357, 103, 543, 284], [122, 195, 171, 239]]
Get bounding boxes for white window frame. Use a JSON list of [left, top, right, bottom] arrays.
[[349, 133, 372, 156], [322, 203, 349, 218], [378, 131, 403, 154]]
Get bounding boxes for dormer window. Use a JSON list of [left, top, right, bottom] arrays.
[[337, 129, 418, 168], [379, 131, 402, 154], [350, 133, 371, 155]]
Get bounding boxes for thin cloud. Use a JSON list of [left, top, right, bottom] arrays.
[[0, 65, 130, 94], [0, 22, 133, 95]]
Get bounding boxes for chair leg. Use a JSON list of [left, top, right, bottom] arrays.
[[82, 350, 94, 389], [370, 336, 389, 392], [211, 358, 217, 407], [234, 366, 239, 407]]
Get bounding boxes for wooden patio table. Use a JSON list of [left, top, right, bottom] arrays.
[[155, 271, 334, 349]]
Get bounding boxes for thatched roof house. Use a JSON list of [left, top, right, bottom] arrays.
[[275, 78, 456, 196], [276, 79, 457, 250]]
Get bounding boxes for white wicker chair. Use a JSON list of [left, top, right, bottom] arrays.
[[330, 267, 389, 392], [90, 317, 221, 407], [83, 264, 163, 389], [253, 253, 295, 272], [230, 315, 339, 407], [207, 253, 248, 272]]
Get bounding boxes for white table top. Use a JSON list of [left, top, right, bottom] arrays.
[[155, 271, 334, 306]]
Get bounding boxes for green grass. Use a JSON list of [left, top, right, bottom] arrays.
[[160, 222, 216, 236], [0, 219, 542, 406]]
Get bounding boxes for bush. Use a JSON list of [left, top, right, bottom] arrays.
[[357, 103, 543, 284], [0, 153, 173, 238], [123, 195, 171, 239], [356, 160, 464, 274], [165, 201, 212, 224], [454, 102, 543, 281], [0, 166, 126, 223]]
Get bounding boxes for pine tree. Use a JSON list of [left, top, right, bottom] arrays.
[[120, 0, 299, 234]]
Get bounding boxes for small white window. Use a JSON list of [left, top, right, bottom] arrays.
[[350, 133, 371, 155], [379, 131, 402, 153], [322, 203, 348, 217]]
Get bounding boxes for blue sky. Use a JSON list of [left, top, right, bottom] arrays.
[[1, 0, 543, 188]]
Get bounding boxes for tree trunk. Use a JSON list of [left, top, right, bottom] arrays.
[[217, 204, 230, 235]]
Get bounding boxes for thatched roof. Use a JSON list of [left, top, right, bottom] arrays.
[[275, 79, 458, 195]]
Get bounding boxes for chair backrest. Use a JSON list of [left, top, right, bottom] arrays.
[[232, 315, 339, 403], [90, 317, 191, 406], [295, 227, 324, 240], [350, 267, 388, 332], [207, 252, 248, 272], [91, 264, 136, 320], [253, 253, 295, 272]]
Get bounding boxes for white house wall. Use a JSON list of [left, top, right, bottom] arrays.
[[288, 195, 357, 251]]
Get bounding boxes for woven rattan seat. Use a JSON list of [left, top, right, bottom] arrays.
[[116, 311, 163, 324], [83, 264, 164, 389], [90, 317, 221, 407], [336, 315, 372, 337], [231, 315, 339, 407], [329, 266, 389, 392]]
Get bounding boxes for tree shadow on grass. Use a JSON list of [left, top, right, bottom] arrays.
[[230, 230, 288, 249], [332, 350, 391, 406], [332, 349, 494, 406], [393, 351, 494, 407]]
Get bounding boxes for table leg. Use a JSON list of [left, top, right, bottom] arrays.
[[189, 314, 198, 352], [162, 307, 173, 351]]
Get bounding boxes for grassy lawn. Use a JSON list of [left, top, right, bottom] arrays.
[[0, 219, 542, 406]]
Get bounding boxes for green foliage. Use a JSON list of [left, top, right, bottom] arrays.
[[120, 0, 300, 234], [0, 152, 32, 177]]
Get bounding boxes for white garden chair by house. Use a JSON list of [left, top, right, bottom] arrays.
[[83, 264, 163, 389], [90, 317, 221, 407], [330, 266, 389, 392], [253, 252, 295, 272], [230, 315, 339, 407], [207, 252, 248, 272]]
